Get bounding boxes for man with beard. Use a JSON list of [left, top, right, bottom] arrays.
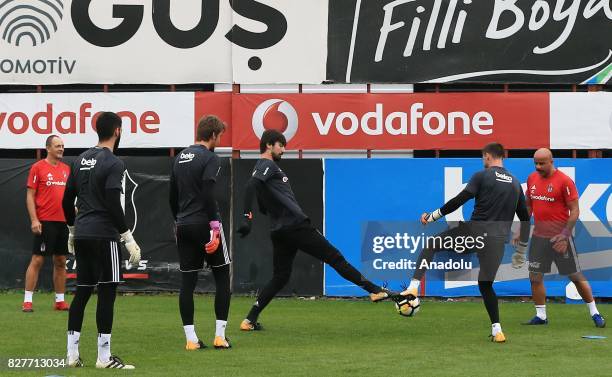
[[399, 142, 531, 343], [23, 135, 71, 312], [236, 129, 394, 332], [62, 112, 141, 368], [512, 148, 605, 328], [169, 115, 232, 350]]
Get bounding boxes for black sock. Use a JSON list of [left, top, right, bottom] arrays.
[[246, 272, 291, 323], [179, 271, 198, 326], [68, 285, 93, 332], [413, 247, 436, 281], [96, 283, 117, 334], [478, 281, 499, 324], [212, 264, 231, 321]]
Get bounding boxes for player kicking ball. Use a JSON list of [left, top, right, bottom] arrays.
[[398, 143, 531, 343], [512, 148, 605, 328], [236, 130, 395, 331]]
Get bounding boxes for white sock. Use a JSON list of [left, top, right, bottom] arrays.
[[586, 300, 599, 316], [492, 323, 502, 336], [408, 279, 420, 292], [183, 325, 198, 343], [55, 293, 64, 303], [67, 331, 80, 360], [535, 305, 547, 320], [215, 320, 227, 338], [24, 291, 33, 303], [97, 333, 112, 363]]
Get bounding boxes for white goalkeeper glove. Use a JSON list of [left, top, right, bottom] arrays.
[[421, 209, 442, 225], [120, 230, 141, 265], [67, 225, 75, 255], [512, 241, 528, 269]]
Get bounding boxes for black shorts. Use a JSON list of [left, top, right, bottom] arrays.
[[74, 239, 124, 286], [176, 223, 230, 272], [528, 235, 580, 275], [417, 222, 506, 282], [32, 221, 68, 256]]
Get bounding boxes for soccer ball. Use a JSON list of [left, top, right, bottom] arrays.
[[395, 296, 420, 317]]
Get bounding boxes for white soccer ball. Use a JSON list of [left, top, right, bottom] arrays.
[[395, 296, 420, 317]]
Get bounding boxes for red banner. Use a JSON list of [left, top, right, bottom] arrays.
[[232, 93, 550, 150], [195, 92, 233, 148]]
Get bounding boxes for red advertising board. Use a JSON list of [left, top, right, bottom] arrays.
[[232, 93, 550, 150], [194, 92, 233, 148]]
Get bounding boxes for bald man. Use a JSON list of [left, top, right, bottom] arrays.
[[24, 135, 71, 312], [512, 148, 605, 327]]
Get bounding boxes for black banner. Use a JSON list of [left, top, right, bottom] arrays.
[[232, 159, 324, 296], [328, 0, 612, 84], [0, 156, 232, 293]]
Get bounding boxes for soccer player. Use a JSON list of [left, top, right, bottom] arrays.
[[62, 112, 141, 369], [512, 148, 605, 328], [169, 115, 231, 350], [23, 135, 71, 312], [236, 129, 393, 331], [399, 143, 531, 343]]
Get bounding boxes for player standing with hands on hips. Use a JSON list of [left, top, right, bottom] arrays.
[[512, 148, 605, 328], [62, 112, 141, 369]]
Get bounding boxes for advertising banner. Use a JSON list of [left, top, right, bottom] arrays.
[[324, 158, 612, 297], [328, 0, 612, 84], [0, 0, 326, 84], [232, 93, 550, 150]]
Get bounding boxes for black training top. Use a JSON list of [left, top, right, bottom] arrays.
[[465, 166, 527, 237], [65, 147, 125, 240], [170, 145, 220, 226], [251, 159, 308, 231]]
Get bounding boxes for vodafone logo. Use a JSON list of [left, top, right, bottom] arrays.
[[252, 99, 298, 142]]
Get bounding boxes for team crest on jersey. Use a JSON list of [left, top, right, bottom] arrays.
[[547, 183, 553, 193], [282, 176, 288, 183]]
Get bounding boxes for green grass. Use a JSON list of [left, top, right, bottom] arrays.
[[0, 293, 610, 376]]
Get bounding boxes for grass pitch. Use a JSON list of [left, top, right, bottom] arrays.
[[0, 293, 610, 376]]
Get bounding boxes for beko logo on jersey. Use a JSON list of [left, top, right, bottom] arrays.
[[80, 157, 97, 170], [178, 152, 195, 163], [252, 99, 298, 142], [494, 171, 512, 183]]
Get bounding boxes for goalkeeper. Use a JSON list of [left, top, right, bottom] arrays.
[[62, 112, 140, 369], [400, 143, 531, 343], [236, 130, 395, 332], [169, 116, 232, 350]]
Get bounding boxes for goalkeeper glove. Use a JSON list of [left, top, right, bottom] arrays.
[[421, 209, 442, 225], [512, 241, 528, 269], [205, 221, 221, 254], [237, 212, 253, 238], [67, 225, 75, 255], [120, 230, 141, 265]]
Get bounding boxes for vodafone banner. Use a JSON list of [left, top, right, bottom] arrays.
[[0, 92, 196, 149], [232, 93, 550, 150]]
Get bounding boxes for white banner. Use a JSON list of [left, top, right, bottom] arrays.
[[0, 0, 327, 84], [550, 92, 612, 149], [231, 0, 328, 84], [0, 92, 195, 148]]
